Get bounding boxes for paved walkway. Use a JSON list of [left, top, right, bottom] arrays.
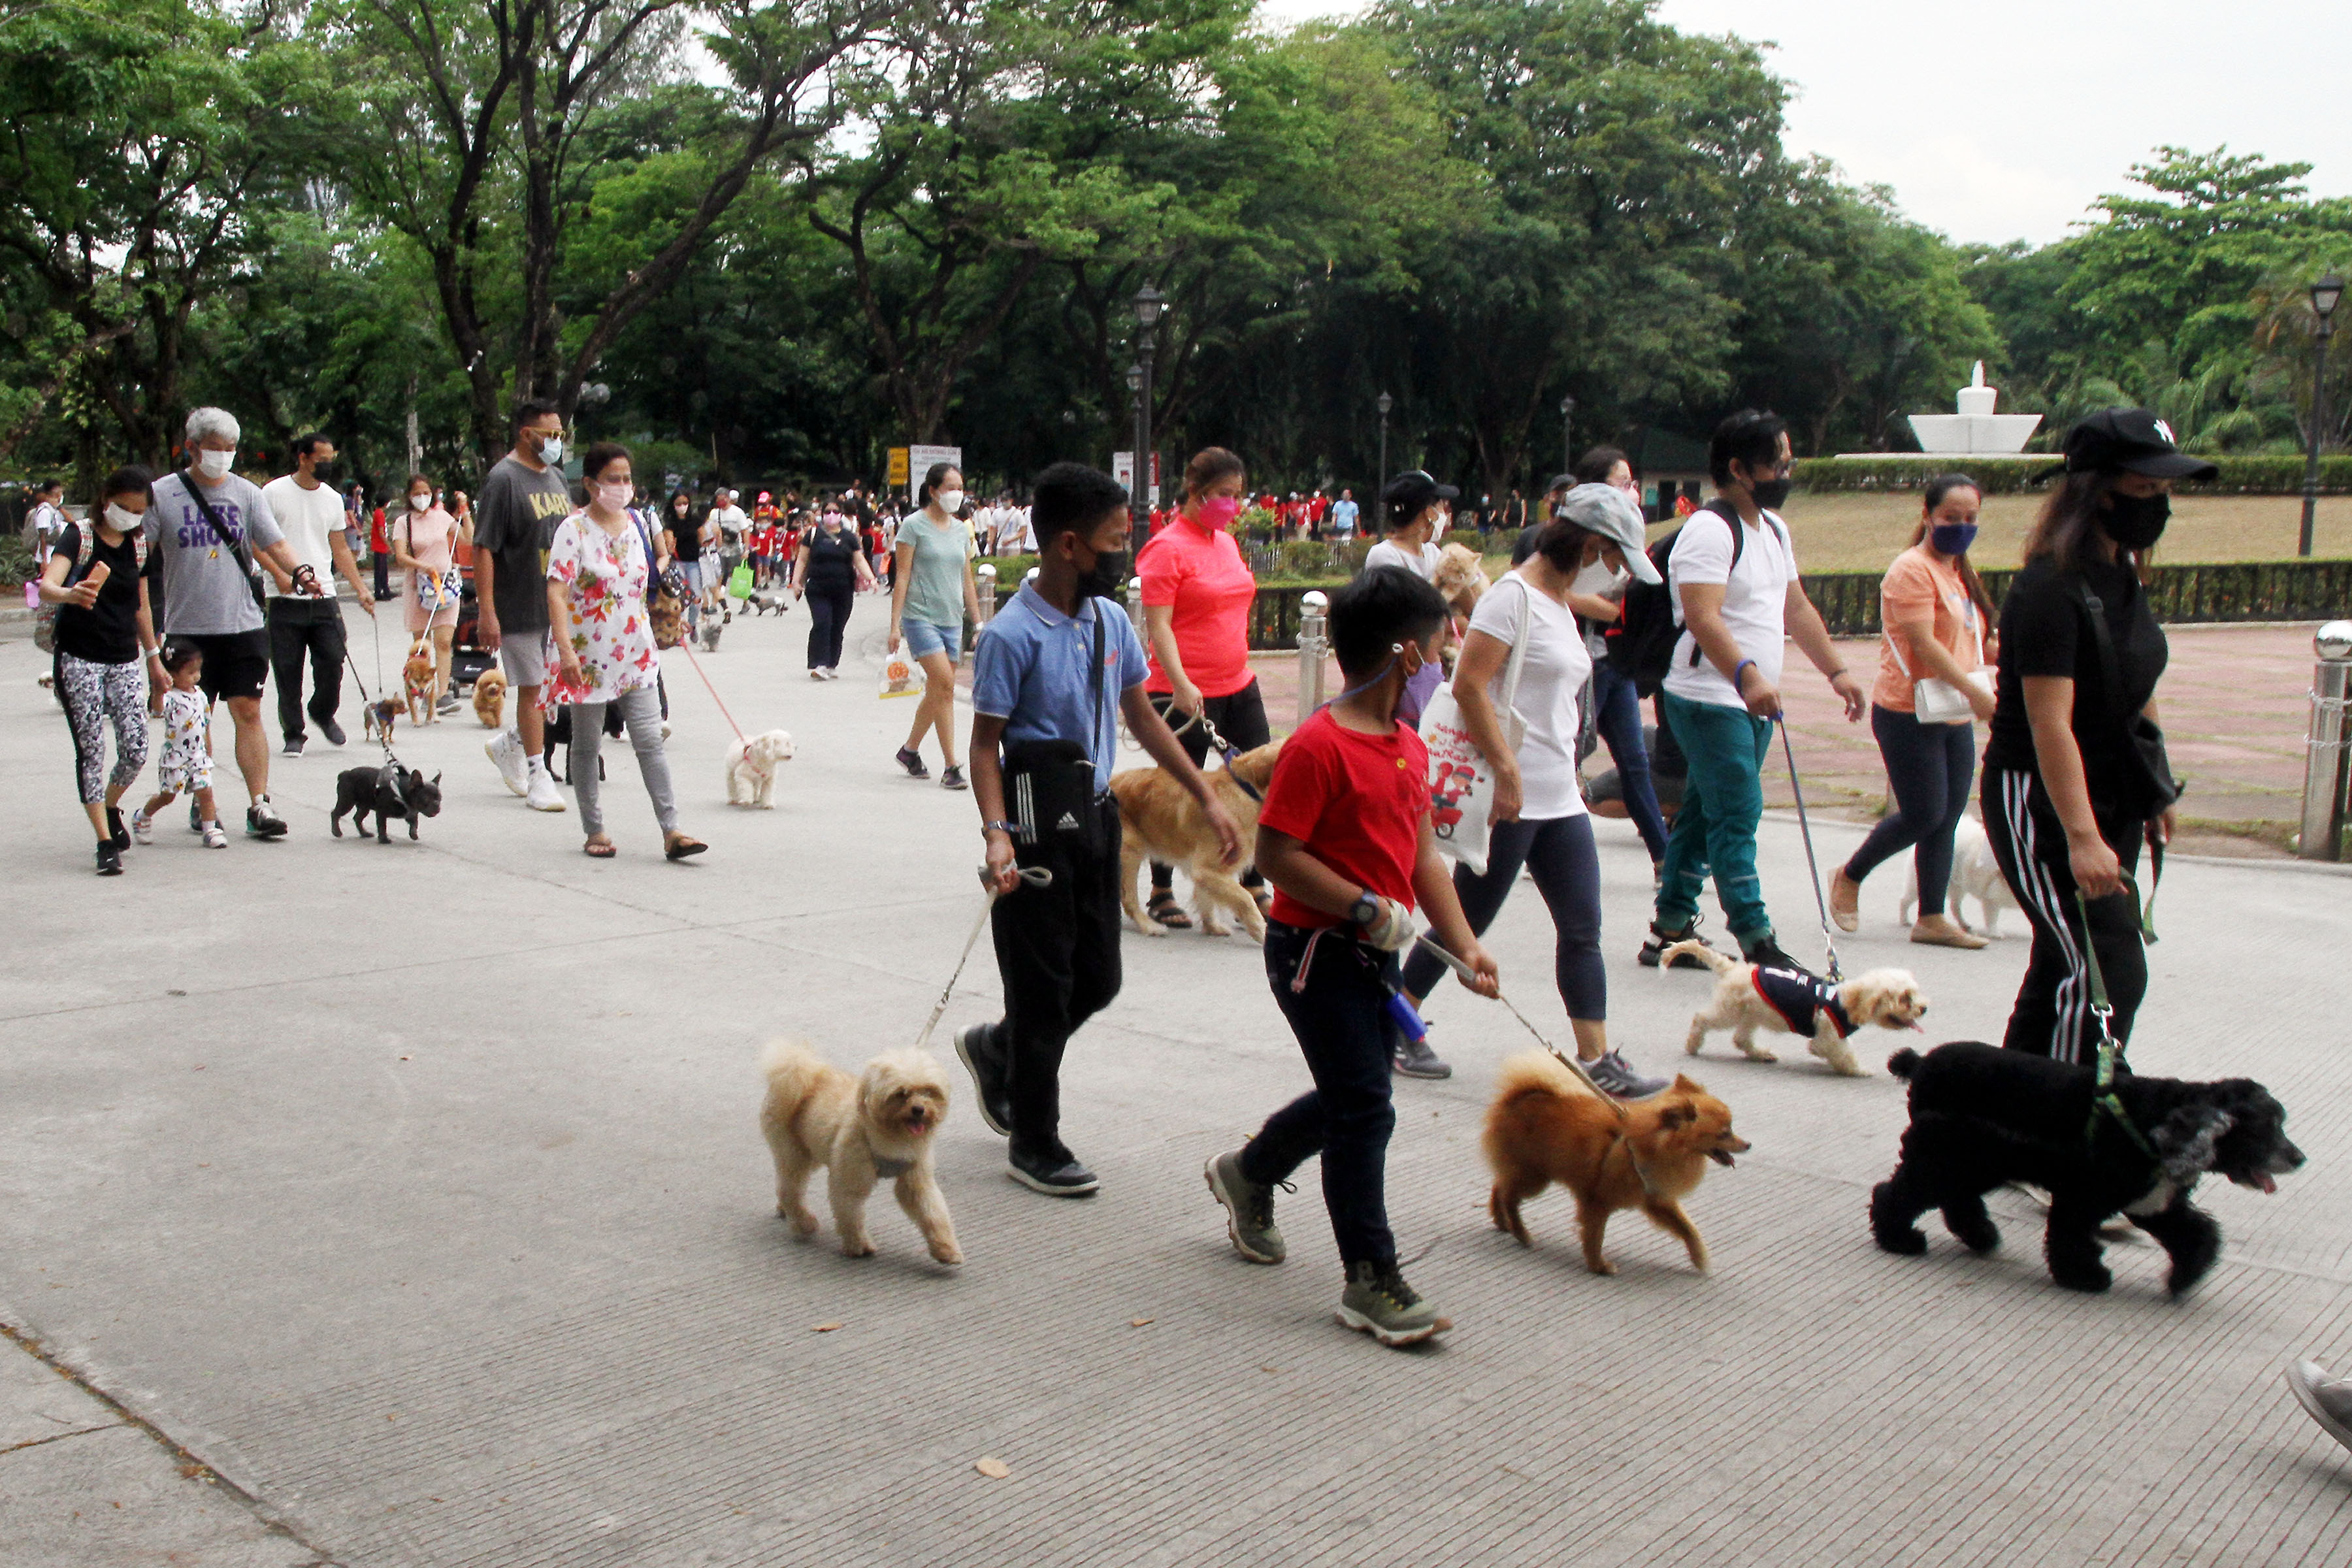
[[5, 600, 2352, 1567]]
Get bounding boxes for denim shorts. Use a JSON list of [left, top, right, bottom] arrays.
[[902, 616, 962, 661]]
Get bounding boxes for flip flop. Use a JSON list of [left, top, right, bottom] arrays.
[[583, 836, 617, 858], [664, 833, 708, 862]]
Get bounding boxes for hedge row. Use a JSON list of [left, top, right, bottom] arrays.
[[1794, 454, 2352, 497]]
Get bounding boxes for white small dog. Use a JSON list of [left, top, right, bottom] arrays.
[[759, 1041, 960, 1264], [1662, 942, 1927, 1077], [1901, 815, 2019, 937], [725, 729, 795, 808]]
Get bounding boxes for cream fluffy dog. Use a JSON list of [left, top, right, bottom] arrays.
[[1431, 542, 1489, 617], [725, 729, 796, 808], [1111, 738, 1281, 939], [1661, 941, 1927, 1077], [759, 1041, 960, 1264], [1899, 815, 2019, 937]]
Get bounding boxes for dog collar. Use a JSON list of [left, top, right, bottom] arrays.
[[871, 1153, 913, 1179]]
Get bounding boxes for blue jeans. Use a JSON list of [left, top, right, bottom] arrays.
[[902, 615, 962, 661], [1240, 922, 1401, 1268], [1844, 706, 1976, 916], [1655, 691, 1775, 945], [1589, 661, 1669, 862]]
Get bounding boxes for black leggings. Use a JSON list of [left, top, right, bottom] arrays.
[[805, 581, 853, 670], [1149, 678, 1271, 892], [1844, 705, 1976, 915], [1981, 766, 2147, 1064], [1397, 813, 1605, 1021]]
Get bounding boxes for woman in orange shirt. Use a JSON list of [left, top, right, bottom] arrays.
[[1830, 474, 1998, 947]]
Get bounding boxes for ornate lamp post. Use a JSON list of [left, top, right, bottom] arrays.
[[1560, 393, 1575, 477], [1376, 391, 1392, 501], [1132, 284, 1167, 521], [2300, 273, 2344, 559]]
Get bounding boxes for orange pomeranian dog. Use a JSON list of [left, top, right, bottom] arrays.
[[1482, 1051, 1750, 1275]]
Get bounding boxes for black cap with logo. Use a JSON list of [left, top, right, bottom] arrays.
[[1382, 468, 1459, 522], [2053, 408, 2219, 481]]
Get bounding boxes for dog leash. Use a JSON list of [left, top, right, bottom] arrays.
[[674, 638, 749, 743], [912, 864, 1054, 1051], [2072, 887, 2159, 1160], [1775, 715, 1842, 983]]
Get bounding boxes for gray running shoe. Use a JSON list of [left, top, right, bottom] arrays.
[[1336, 1261, 1445, 1347], [1204, 1151, 1286, 1264], [1392, 1033, 1452, 1079], [1584, 1049, 1669, 1100]]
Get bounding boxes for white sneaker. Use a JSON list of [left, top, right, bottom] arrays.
[[129, 810, 154, 846], [525, 764, 568, 813], [487, 728, 529, 796], [201, 823, 227, 849]]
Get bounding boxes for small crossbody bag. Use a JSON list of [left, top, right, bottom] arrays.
[[1884, 585, 1987, 726], [1001, 602, 1113, 855]]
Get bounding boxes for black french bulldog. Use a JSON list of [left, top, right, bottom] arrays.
[[331, 764, 444, 843]]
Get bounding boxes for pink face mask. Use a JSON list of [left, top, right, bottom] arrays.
[[1195, 495, 1243, 531]]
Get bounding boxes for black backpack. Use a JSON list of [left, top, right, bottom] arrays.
[[1604, 498, 1783, 698]]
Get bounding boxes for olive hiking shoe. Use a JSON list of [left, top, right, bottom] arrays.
[[1205, 1151, 1286, 1264], [1336, 1260, 1446, 1348]]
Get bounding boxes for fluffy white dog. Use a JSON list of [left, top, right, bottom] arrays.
[[1663, 942, 1928, 1078], [1901, 815, 2019, 938], [725, 729, 795, 808], [759, 1041, 961, 1265]]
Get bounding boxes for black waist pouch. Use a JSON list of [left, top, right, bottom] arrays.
[[1003, 739, 1113, 856]]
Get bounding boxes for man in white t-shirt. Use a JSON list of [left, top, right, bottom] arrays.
[[995, 500, 1035, 555], [1644, 410, 1864, 973], [260, 434, 376, 756]]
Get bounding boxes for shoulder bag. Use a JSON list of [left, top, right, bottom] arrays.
[[631, 512, 687, 650], [1419, 575, 1535, 876], [1884, 576, 1989, 725], [1001, 604, 1113, 857]]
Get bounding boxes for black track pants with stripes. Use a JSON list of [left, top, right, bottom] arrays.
[[1980, 767, 2147, 1064]]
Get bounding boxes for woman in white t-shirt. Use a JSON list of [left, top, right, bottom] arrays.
[[1395, 491, 1671, 1100]]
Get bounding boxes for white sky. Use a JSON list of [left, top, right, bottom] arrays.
[[1253, 0, 2352, 246]]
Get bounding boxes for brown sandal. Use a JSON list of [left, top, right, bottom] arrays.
[[664, 832, 708, 862]]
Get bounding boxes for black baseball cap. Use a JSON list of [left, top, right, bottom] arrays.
[[1382, 469, 1458, 519], [2052, 408, 2219, 481], [1543, 471, 1576, 495]]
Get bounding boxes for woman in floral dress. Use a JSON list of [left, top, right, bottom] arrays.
[[545, 441, 706, 861]]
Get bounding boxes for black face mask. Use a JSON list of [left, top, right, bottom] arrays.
[[1081, 546, 1131, 599], [1749, 474, 1792, 511], [313, 461, 338, 484], [2099, 490, 2170, 551]]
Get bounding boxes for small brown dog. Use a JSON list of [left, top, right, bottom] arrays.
[[1662, 941, 1927, 1077], [362, 697, 400, 745], [1482, 1052, 1749, 1275], [471, 669, 507, 728], [758, 1041, 961, 1265], [402, 638, 437, 725], [1111, 738, 1282, 939]]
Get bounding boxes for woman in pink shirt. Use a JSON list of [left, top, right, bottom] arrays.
[[1139, 446, 1269, 928]]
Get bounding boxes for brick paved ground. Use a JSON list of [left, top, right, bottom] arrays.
[[5, 602, 2352, 1567]]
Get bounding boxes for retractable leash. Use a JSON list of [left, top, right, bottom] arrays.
[[911, 864, 1054, 1051], [1774, 714, 1843, 983]]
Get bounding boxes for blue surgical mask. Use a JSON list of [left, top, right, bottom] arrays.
[[1930, 522, 1978, 557]]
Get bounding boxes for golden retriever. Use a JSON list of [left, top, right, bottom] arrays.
[[758, 1041, 961, 1265], [1110, 738, 1282, 939], [1662, 942, 1927, 1077], [471, 668, 508, 728], [1482, 1051, 1748, 1275]]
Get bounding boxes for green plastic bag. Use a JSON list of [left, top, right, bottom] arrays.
[[728, 563, 754, 599]]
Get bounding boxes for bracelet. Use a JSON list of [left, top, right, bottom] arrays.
[[983, 819, 1020, 837], [1824, 668, 1849, 681], [1731, 659, 1756, 689]]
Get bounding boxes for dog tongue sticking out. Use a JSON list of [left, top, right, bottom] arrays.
[[2258, 1173, 2278, 1194]]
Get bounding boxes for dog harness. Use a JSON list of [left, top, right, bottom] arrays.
[[1750, 965, 1855, 1039]]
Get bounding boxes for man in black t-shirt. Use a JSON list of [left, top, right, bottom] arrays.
[[473, 398, 576, 813]]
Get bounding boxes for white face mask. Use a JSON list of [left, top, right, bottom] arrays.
[[105, 502, 144, 532], [536, 432, 564, 467], [934, 489, 964, 515], [408, 493, 433, 511], [195, 448, 233, 479], [595, 480, 633, 512]]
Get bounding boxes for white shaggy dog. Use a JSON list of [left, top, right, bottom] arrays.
[[759, 1041, 961, 1264], [725, 729, 795, 808], [1900, 815, 2019, 937], [1661, 942, 1928, 1078]]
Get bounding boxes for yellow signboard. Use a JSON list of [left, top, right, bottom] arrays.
[[887, 448, 909, 487]]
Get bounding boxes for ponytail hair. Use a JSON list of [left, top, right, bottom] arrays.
[[1910, 472, 1996, 620]]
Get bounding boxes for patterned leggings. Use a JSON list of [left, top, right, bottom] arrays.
[[56, 651, 150, 805]]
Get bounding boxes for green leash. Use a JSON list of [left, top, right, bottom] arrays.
[[2074, 885, 2158, 1161]]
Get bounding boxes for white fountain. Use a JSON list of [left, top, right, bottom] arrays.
[[1906, 363, 2042, 455]]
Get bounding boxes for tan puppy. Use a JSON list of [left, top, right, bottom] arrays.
[[402, 638, 438, 725], [1111, 738, 1282, 939], [1662, 941, 1927, 1077], [1431, 542, 1489, 618], [759, 1041, 960, 1265], [1483, 1052, 1748, 1275], [472, 669, 508, 728]]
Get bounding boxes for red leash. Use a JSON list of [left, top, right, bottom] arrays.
[[674, 640, 749, 743]]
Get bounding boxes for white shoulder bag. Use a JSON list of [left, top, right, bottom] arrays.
[[1885, 587, 1989, 725], [1419, 577, 1535, 875]]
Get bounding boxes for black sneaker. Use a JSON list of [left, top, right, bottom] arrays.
[[281, 735, 305, 758], [1392, 1032, 1452, 1079], [955, 1023, 1013, 1137], [1740, 936, 1812, 975], [95, 841, 123, 876], [894, 745, 930, 780], [318, 717, 347, 747], [1008, 1140, 1098, 1197], [1639, 919, 1716, 969], [940, 765, 968, 791], [246, 797, 289, 839], [105, 806, 129, 850]]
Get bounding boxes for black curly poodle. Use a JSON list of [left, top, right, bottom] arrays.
[[1870, 1041, 2302, 1297]]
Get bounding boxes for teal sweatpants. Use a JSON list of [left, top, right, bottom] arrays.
[[1654, 690, 1776, 945]]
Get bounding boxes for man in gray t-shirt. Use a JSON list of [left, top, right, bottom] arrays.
[[472, 399, 576, 811]]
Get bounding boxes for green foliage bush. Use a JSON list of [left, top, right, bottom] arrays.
[[1794, 454, 2352, 496], [0, 534, 35, 589]]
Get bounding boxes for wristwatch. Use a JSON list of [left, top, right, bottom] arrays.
[[1347, 890, 1380, 927]]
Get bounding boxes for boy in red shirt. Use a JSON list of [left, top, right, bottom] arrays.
[[1205, 566, 1499, 1347]]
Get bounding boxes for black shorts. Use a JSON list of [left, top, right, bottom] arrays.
[[185, 629, 270, 703]]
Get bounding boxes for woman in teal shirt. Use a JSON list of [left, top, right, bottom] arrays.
[[890, 463, 984, 789]]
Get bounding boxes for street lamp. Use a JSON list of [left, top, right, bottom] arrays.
[[2302, 273, 2344, 558], [1560, 393, 1576, 476], [1132, 284, 1167, 521], [1377, 391, 1393, 502]]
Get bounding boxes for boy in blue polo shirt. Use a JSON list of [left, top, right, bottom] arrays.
[[959, 463, 1242, 1196]]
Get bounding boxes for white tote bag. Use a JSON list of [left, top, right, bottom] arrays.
[[1419, 578, 1533, 876]]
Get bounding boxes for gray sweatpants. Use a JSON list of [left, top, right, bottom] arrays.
[[570, 685, 677, 838]]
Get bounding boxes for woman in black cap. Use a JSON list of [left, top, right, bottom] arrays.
[[1980, 409, 2212, 1063]]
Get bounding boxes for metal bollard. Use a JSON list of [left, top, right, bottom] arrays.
[[1126, 574, 1147, 649], [2298, 621, 2352, 861], [975, 563, 997, 625], [1296, 589, 1330, 726]]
